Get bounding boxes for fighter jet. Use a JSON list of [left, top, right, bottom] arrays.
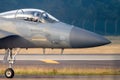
[[0, 8, 111, 78]]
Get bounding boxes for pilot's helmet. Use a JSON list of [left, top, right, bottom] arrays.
[[30, 12, 40, 22], [33, 12, 40, 17], [42, 12, 48, 19]]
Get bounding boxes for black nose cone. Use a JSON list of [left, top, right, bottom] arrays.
[[70, 27, 111, 48]]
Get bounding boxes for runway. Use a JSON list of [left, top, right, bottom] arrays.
[[0, 60, 120, 79], [0, 75, 120, 80], [0, 54, 120, 68], [0, 54, 120, 79], [0, 60, 120, 69], [0, 54, 120, 60]]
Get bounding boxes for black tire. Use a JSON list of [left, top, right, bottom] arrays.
[[5, 68, 14, 78]]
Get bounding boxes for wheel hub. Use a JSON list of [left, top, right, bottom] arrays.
[[6, 71, 12, 77]]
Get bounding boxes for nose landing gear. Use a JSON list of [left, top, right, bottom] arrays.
[[3, 48, 20, 78]]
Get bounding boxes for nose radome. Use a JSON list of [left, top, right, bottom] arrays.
[[70, 27, 111, 48]]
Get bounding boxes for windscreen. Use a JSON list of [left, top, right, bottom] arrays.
[[31, 11, 59, 23]]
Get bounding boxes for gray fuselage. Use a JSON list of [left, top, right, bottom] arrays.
[[0, 18, 110, 49]]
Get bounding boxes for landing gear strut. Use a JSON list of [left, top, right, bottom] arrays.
[[3, 48, 20, 78]]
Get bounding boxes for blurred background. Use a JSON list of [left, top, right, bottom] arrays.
[[0, 0, 120, 35]]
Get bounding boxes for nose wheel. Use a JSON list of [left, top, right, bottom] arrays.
[[5, 68, 14, 78]]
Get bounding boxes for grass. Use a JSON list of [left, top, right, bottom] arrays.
[[0, 66, 120, 76]]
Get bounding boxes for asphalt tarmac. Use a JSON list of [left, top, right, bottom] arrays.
[[1, 60, 120, 68], [0, 54, 120, 80], [0, 75, 120, 80], [0, 54, 120, 69]]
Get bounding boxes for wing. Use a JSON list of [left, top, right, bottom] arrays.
[[0, 30, 34, 49]]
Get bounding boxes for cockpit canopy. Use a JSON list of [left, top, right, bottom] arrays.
[[0, 8, 59, 23]]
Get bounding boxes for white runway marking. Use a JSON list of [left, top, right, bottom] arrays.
[[0, 54, 120, 60]]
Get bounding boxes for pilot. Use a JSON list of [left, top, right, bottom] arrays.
[[40, 12, 49, 23], [30, 12, 49, 23], [32, 12, 40, 22], [42, 12, 48, 19]]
